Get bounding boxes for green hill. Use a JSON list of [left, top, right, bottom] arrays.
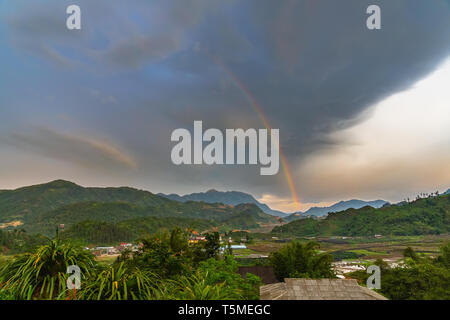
[[272, 194, 450, 236], [0, 180, 169, 222], [0, 180, 278, 236]]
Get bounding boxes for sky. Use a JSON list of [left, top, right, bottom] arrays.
[[0, 0, 449, 213]]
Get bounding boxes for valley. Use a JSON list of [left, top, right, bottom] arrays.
[[1, 180, 449, 266]]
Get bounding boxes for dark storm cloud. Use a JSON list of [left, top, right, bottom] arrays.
[[1, 0, 450, 204]]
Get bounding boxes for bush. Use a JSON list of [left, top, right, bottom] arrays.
[[269, 241, 335, 281], [197, 256, 261, 300], [348, 244, 450, 300]]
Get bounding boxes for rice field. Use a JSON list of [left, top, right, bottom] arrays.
[[244, 234, 449, 261]]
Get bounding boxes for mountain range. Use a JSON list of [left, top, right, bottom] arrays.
[[158, 189, 288, 217], [1, 180, 448, 241], [0, 180, 279, 236], [158, 190, 389, 219], [285, 199, 388, 221]]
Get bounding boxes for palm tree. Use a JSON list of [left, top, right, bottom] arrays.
[[78, 262, 162, 300], [0, 239, 96, 299]]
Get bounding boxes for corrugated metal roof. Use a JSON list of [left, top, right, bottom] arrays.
[[260, 278, 387, 300]]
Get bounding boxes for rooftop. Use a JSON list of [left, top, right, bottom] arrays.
[[260, 278, 387, 300]]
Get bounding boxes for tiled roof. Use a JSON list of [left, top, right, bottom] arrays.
[[260, 278, 387, 300]]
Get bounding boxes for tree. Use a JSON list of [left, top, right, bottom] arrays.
[[196, 256, 261, 300], [127, 233, 190, 278], [170, 227, 188, 254], [435, 242, 450, 268], [348, 244, 450, 300], [205, 232, 221, 259], [269, 241, 335, 281], [403, 246, 419, 262]]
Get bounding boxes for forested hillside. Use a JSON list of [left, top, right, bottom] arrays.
[[58, 204, 275, 245], [272, 194, 450, 236], [0, 180, 169, 222], [0, 180, 278, 236]]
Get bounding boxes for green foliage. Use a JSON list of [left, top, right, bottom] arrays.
[[197, 256, 261, 300], [0, 289, 14, 300], [269, 241, 335, 281], [61, 220, 134, 245], [0, 229, 48, 254], [164, 271, 238, 300], [403, 247, 419, 261], [0, 239, 96, 299], [330, 250, 363, 261], [126, 231, 191, 279], [348, 244, 450, 300], [381, 262, 450, 300], [205, 232, 221, 259], [0, 231, 262, 300], [77, 263, 162, 300], [435, 242, 450, 268], [273, 194, 450, 236], [113, 229, 261, 299], [170, 227, 189, 253]]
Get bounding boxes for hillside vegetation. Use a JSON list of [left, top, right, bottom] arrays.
[[0, 180, 169, 221], [59, 204, 275, 245], [0, 180, 278, 238], [273, 194, 450, 236]]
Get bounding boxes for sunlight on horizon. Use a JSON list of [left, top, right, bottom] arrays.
[[295, 57, 450, 204]]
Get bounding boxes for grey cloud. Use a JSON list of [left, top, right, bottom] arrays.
[[104, 34, 183, 68], [145, 0, 450, 201], [6, 127, 137, 171], [2, 0, 450, 205]]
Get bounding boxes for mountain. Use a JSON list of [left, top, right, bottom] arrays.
[[158, 189, 288, 217], [0, 179, 169, 221], [285, 199, 388, 221], [0, 180, 279, 236], [444, 189, 450, 195], [272, 194, 450, 236]]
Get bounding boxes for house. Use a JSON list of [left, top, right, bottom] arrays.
[[91, 246, 118, 256], [188, 236, 206, 244], [260, 279, 387, 300], [244, 254, 268, 259]]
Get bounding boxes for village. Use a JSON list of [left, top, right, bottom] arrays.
[[87, 232, 249, 258]]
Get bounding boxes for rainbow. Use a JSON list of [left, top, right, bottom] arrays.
[[212, 56, 301, 211]]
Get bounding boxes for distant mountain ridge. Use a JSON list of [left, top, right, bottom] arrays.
[[284, 199, 388, 222], [303, 199, 387, 216], [158, 189, 288, 217]]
